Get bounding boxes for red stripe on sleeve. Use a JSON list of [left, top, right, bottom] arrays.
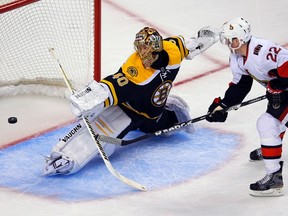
[[278, 61, 288, 78]]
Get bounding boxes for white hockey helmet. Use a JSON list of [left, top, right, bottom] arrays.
[[220, 17, 251, 50], [134, 27, 163, 68]]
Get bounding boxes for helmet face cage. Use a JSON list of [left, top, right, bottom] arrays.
[[220, 17, 251, 50], [134, 27, 163, 68]]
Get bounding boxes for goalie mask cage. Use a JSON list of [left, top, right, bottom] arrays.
[[0, 0, 101, 97]]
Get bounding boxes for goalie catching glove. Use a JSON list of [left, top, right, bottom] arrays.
[[69, 80, 109, 119], [206, 97, 228, 122], [185, 26, 220, 60]]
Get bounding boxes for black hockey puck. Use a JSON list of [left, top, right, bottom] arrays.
[[8, 117, 17, 124]]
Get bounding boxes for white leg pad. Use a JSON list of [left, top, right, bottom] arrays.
[[44, 106, 131, 175], [166, 94, 195, 134]]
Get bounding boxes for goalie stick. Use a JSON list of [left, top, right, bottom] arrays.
[[49, 48, 146, 191], [97, 95, 267, 146]]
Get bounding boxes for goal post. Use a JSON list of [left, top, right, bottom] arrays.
[[0, 0, 101, 97], [0, 0, 40, 13]]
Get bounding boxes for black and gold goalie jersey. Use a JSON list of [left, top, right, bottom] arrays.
[[100, 36, 189, 120]]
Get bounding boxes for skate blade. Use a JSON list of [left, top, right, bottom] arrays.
[[42, 163, 62, 176], [42, 172, 52, 177], [249, 159, 263, 162], [42, 168, 57, 176], [249, 188, 284, 197]]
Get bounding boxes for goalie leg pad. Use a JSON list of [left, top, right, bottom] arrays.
[[166, 94, 195, 134], [44, 106, 131, 175], [44, 152, 74, 175]]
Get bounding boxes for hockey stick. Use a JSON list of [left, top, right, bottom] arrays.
[[49, 48, 146, 191], [97, 95, 267, 146]]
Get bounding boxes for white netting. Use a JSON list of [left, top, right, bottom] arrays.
[[0, 0, 98, 97]]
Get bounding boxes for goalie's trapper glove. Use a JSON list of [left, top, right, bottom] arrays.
[[185, 26, 220, 60], [266, 79, 287, 109], [206, 97, 228, 122]]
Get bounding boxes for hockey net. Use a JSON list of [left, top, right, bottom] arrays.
[[0, 0, 101, 97]]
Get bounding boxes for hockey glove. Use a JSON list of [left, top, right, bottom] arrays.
[[185, 26, 220, 60], [69, 80, 109, 119], [206, 97, 228, 122], [266, 80, 287, 109]]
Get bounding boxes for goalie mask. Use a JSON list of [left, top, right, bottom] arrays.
[[134, 27, 163, 68], [220, 17, 251, 51]]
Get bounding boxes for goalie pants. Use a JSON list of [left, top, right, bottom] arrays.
[[118, 104, 178, 137], [257, 101, 288, 174]]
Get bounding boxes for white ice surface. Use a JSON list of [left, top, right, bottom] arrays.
[[1, 0, 288, 215]]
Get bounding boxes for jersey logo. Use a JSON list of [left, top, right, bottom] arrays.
[[160, 67, 171, 80], [152, 81, 172, 107], [253, 44, 263, 55], [127, 66, 138, 77]]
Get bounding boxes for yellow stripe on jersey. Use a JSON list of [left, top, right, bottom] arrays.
[[122, 52, 156, 85], [122, 38, 186, 85], [104, 98, 110, 108], [121, 103, 159, 120], [100, 79, 118, 106], [164, 36, 189, 60], [163, 39, 183, 65]]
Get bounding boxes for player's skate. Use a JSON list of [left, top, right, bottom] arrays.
[[43, 152, 74, 175], [249, 148, 263, 161], [249, 161, 284, 197]]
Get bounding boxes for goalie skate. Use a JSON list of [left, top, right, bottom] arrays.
[[43, 153, 74, 176]]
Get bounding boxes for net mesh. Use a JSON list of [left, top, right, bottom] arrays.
[[0, 0, 97, 97]]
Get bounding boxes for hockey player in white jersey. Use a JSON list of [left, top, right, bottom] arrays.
[[206, 17, 288, 197], [44, 26, 220, 177]]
